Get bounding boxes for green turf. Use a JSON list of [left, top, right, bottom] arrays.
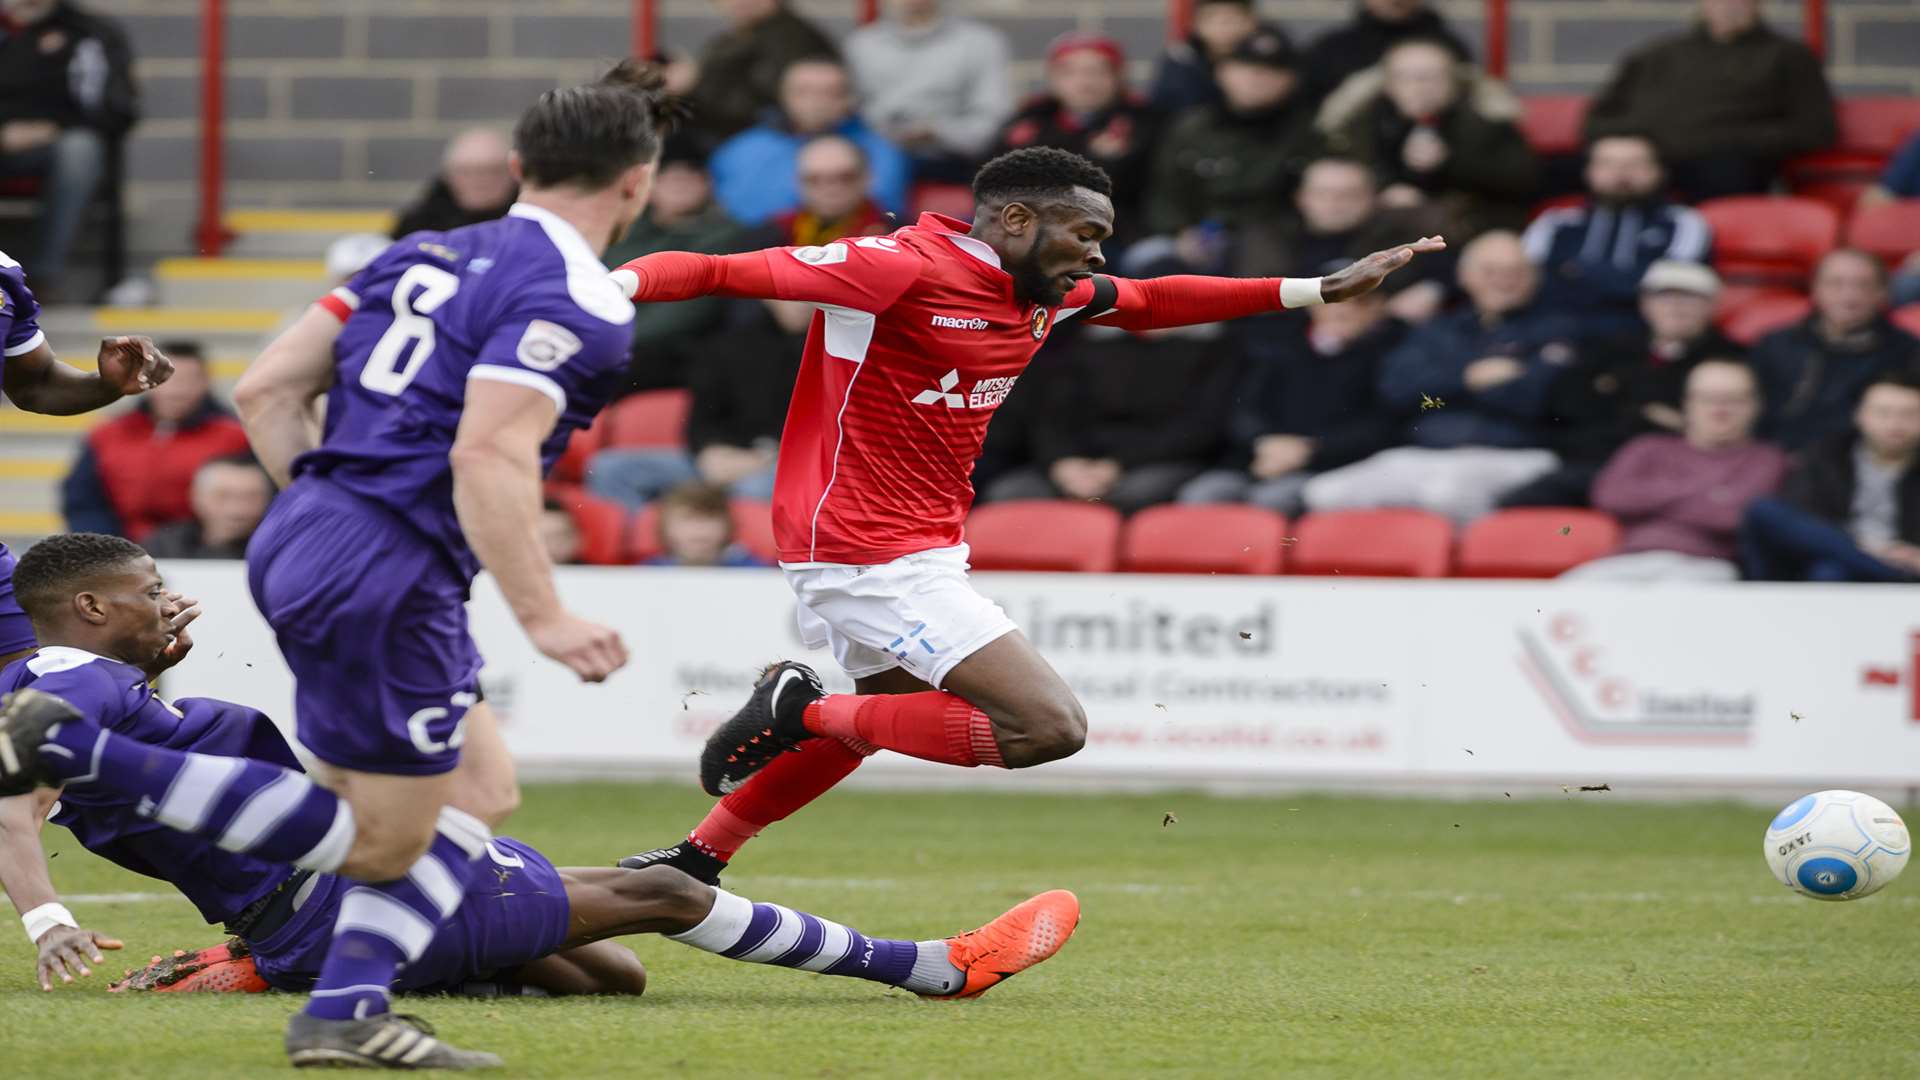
[[4, 782, 1917, 1078]]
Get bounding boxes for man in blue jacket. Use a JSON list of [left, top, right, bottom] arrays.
[[709, 56, 909, 224], [1303, 230, 1581, 523]]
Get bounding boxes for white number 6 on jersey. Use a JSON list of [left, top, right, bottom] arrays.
[[360, 263, 460, 396]]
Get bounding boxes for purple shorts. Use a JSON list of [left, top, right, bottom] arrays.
[[247, 477, 481, 776], [250, 837, 572, 992], [0, 544, 33, 658]]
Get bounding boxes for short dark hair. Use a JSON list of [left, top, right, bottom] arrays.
[[971, 147, 1113, 209], [1862, 367, 1920, 400], [658, 482, 732, 521], [13, 533, 149, 622], [160, 340, 206, 364], [514, 60, 684, 190]]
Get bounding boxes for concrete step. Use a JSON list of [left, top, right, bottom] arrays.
[[45, 307, 290, 356], [155, 257, 331, 309], [0, 478, 58, 516], [224, 208, 394, 258]]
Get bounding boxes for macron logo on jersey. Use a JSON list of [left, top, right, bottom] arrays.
[[930, 314, 989, 331], [911, 369, 1019, 409]]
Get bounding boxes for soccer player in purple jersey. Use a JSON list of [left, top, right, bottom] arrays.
[[28, 63, 678, 1068], [0, 534, 1078, 1015], [0, 249, 174, 668]]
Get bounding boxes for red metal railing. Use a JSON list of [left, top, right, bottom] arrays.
[[188, 0, 1837, 260]]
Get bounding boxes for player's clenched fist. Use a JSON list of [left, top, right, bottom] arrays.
[[526, 611, 629, 683], [35, 924, 122, 991], [95, 335, 174, 396]]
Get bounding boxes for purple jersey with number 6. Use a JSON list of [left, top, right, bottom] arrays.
[[297, 203, 634, 580], [0, 250, 48, 655]]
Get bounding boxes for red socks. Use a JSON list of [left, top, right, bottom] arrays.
[[802, 692, 1006, 768], [687, 736, 870, 860], [686, 693, 1008, 862]]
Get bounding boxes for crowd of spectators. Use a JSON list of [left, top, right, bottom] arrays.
[[29, 0, 1920, 585]]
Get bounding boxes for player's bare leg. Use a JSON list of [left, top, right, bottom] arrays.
[[446, 703, 520, 829]]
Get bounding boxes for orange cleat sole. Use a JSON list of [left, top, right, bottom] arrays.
[[928, 888, 1080, 1000]]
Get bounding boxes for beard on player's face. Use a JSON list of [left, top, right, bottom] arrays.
[[1010, 221, 1096, 307]]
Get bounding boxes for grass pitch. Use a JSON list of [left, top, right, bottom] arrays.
[[3, 782, 1917, 1078]]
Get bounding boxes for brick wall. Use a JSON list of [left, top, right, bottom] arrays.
[[87, 0, 1920, 255]]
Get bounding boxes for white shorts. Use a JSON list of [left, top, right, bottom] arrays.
[[782, 544, 1018, 688]]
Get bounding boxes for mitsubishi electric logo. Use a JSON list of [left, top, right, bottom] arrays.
[[911, 370, 1020, 409], [930, 314, 989, 330]]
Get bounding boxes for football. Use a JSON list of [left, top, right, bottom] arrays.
[[1764, 790, 1912, 901]]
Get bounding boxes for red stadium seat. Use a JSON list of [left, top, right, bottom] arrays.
[[1717, 288, 1812, 346], [1518, 95, 1589, 156], [1785, 99, 1920, 213], [624, 499, 778, 565], [1119, 504, 1288, 575], [1697, 196, 1840, 285], [909, 181, 974, 221], [1891, 303, 1920, 339], [1843, 200, 1920, 267], [965, 500, 1122, 573], [550, 420, 605, 485], [1455, 508, 1622, 578], [545, 487, 631, 566], [601, 389, 691, 449], [1285, 509, 1453, 578]]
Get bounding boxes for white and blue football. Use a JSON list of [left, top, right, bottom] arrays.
[[1764, 790, 1910, 901]]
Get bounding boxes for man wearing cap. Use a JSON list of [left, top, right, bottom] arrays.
[[995, 33, 1159, 244], [1522, 134, 1711, 337], [1503, 259, 1740, 508], [1149, 0, 1262, 115], [1146, 25, 1317, 239]]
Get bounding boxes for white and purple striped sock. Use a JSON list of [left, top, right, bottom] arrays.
[[669, 889, 962, 995]]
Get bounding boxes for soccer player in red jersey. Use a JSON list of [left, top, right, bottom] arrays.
[[608, 147, 1442, 882]]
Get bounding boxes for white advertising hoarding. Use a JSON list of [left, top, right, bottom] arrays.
[[154, 562, 1920, 789]]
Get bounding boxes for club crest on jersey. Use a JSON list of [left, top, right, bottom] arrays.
[[1029, 307, 1050, 340]]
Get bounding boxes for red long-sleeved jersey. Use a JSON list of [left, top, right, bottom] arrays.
[[614, 213, 1302, 566]]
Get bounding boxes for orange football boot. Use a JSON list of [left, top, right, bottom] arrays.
[[924, 889, 1080, 1000], [109, 940, 269, 993]]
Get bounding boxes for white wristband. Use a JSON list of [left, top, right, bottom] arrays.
[[22, 901, 77, 944], [1279, 277, 1326, 309]]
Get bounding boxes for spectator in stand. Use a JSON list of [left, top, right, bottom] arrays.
[[1301, 0, 1470, 106], [390, 128, 515, 237], [1522, 135, 1711, 336], [60, 343, 251, 542], [761, 135, 893, 247], [537, 498, 584, 566], [710, 56, 909, 224], [996, 34, 1158, 241], [1235, 155, 1449, 324], [985, 289, 1242, 515], [1150, 0, 1262, 115], [1750, 249, 1920, 450], [646, 484, 767, 568], [1178, 284, 1405, 515], [1859, 134, 1920, 308], [1583, 0, 1835, 200], [1303, 231, 1580, 523], [1740, 370, 1920, 583], [1314, 37, 1537, 241], [685, 0, 837, 142], [1506, 260, 1740, 508], [844, 0, 1010, 182], [602, 137, 743, 392], [1145, 27, 1316, 247], [142, 455, 274, 561], [0, 0, 137, 296], [1562, 359, 1785, 582]]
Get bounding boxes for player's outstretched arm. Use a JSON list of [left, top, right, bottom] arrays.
[[1, 336, 174, 416], [451, 380, 628, 684], [234, 305, 343, 487], [611, 241, 915, 313], [0, 789, 123, 991]]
